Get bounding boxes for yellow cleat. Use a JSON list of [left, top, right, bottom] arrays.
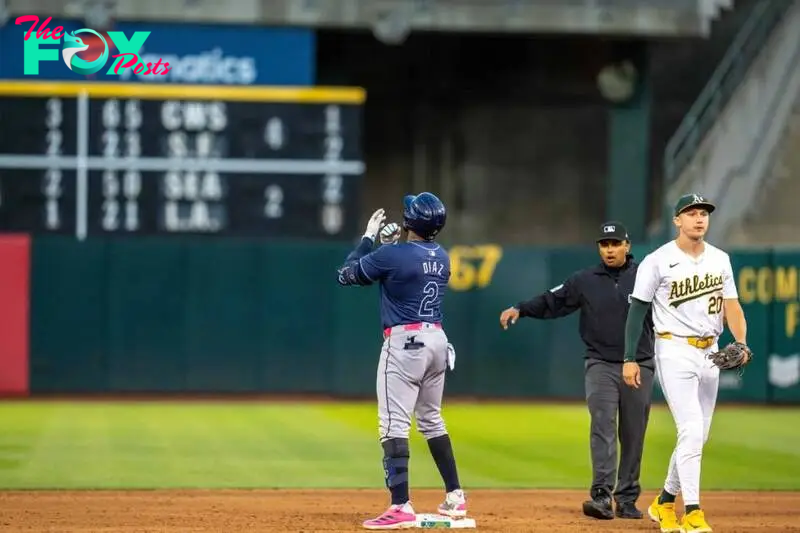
[[680, 509, 712, 532], [647, 496, 681, 533]]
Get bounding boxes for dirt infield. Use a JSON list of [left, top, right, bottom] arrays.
[[2, 490, 799, 532]]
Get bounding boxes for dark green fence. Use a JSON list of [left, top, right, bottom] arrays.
[[29, 236, 800, 403]]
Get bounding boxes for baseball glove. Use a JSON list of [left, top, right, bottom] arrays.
[[707, 341, 753, 372]]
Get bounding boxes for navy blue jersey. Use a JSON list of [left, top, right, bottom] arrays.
[[337, 238, 450, 329]]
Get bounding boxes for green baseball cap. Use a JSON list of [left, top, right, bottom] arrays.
[[674, 193, 716, 216]]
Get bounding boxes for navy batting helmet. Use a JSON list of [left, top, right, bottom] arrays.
[[402, 192, 446, 241]]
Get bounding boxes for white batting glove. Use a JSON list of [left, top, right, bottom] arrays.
[[364, 208, 386, 241], [446, 343, 456, 371], [380, 222, 401, 245]]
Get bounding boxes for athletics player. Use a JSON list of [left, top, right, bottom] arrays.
[[622, 194, 749, 533], [336, 192, 467, 530]]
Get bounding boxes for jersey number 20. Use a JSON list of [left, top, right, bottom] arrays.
[[707, 295, 723, 315], [419, 281, 439, 317]]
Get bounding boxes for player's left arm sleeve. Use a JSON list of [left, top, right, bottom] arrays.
[[337, 244, 394, 287], [345, 237, 375, 263], [722, 257, 747, 342], [337, 237, 376, 286]]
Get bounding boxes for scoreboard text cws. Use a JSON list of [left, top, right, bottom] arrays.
[[0, 81, 365, 240]]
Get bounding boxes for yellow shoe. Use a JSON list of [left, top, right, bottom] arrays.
[[680, 509, 712, 532], [647, 496, 681, 533]]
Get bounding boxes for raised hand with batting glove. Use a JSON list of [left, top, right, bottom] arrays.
[[337, 208, 386, 286], [363, 208, 386, 242], [380, 222, 402, 245]]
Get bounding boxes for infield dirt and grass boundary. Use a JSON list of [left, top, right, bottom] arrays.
[[2, 489, 799, 532], [1, 399, 799, 531]]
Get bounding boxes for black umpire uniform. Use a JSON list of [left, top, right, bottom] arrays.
[[501, 222, 655, 520]]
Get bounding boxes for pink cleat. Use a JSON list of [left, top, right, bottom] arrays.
[[362, 502, 417, 530], [437, 489, 467, 518]]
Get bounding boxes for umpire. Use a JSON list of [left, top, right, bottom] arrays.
[[499, 221, 655, 520]]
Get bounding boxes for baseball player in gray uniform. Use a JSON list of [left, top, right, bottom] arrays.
[[337, 193, 467, 530]]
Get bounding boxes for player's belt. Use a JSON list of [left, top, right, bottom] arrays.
[[383, 322, 442, 339], [657, 332, 715, 349]]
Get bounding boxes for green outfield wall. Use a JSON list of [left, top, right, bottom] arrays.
[[27, 236, 800, 403]]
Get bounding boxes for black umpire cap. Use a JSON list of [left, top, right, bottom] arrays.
[[596, 221, 629, 243]]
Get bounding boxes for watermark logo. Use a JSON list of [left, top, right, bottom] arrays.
[[62, 29, 109, 75], [15, 16, 171, 76]]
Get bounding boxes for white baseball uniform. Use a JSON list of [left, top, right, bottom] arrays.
[[631, 240, 737, 506]]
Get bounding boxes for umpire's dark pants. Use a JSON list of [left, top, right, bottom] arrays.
[[584, 357, 654, 504]]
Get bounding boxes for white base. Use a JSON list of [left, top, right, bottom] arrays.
[[414, 513, 477, 529]]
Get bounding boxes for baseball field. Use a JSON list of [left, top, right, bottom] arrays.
[[1, 400, 799, 532]]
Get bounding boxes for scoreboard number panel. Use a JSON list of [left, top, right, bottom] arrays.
[[0, 169, 77, 233], [85, 171, 353, 237], [225, 173, 356, 238], [0, 81, 365, 241], [0, 97, 78, 156]]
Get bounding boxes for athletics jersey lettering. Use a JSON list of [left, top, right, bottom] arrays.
[[668, 273, 725, 307], [632, 241, 737, 338]]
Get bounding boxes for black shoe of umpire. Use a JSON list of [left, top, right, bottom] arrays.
[[582, 489, 614, 520], [615, 501, 643, 519]]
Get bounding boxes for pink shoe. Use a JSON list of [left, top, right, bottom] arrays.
[[437, 489, 467, 518], [362, 502, 417, 530]]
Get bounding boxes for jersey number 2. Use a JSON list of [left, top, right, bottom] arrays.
[[707, 295, 723, 314], [419, 281, 439, 317]]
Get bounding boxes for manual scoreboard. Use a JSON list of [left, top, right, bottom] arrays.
[[0, 81, 365, 240]]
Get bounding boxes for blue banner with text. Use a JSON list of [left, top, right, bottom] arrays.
[[0, 17, 315, 85]]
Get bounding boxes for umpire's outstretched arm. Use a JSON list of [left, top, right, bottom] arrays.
[[517, 276, 581, 319]]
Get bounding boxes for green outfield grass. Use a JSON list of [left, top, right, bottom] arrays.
[[0, 401, 797, 490]]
